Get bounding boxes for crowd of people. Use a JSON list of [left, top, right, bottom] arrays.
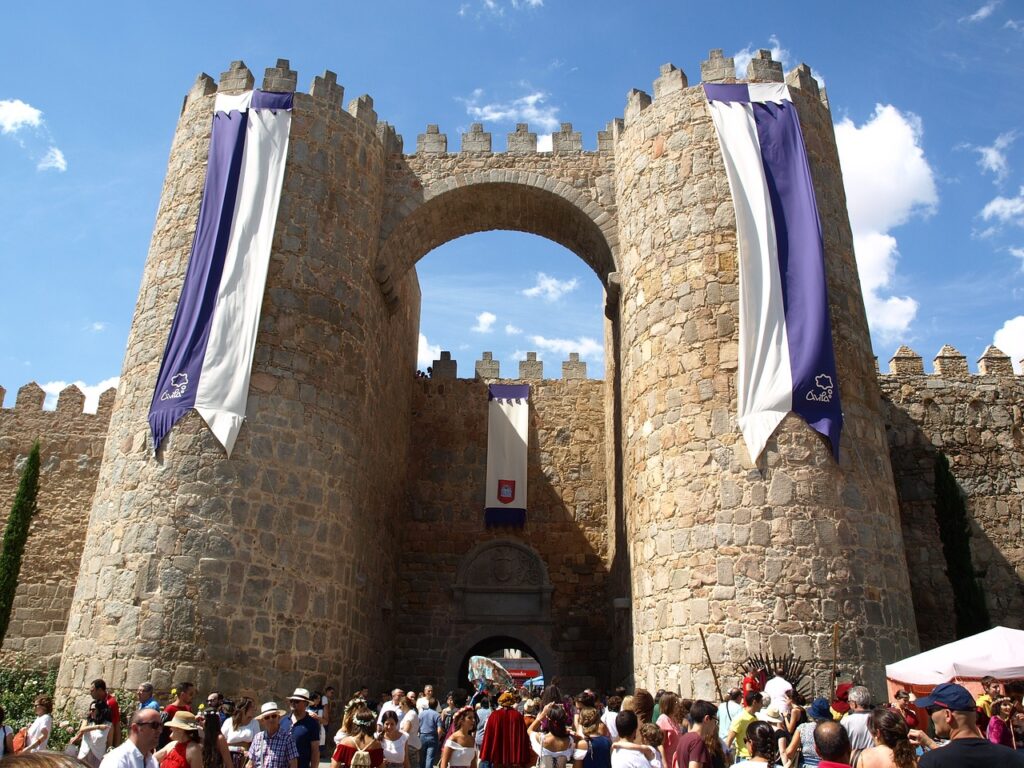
[[1, 674, 1023, 768]]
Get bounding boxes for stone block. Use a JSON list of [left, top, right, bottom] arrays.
[[552, 123, 582, 154], [933, 344, 968, 377], [461, 123, 492, 153], [417, 124, 448, 155], [507, 124, 537, 154], [653, 63, 687, 99], [701, 49, 735, 83], [262, 58, 297, 92], [519, 352, 543, 380], [889, 345, 924, 375], [310, 70, 344, 106], [978, 345, 1014, 376], [562, 353, 587, 379], [746, 50, 784, 83], [785, 64, 820, 101], [475, 351, 500, 379], [431, 351, 457, 379], [218, 61, 254, 92]]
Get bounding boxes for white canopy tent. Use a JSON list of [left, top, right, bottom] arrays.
[[886, 626, 1024, 691]]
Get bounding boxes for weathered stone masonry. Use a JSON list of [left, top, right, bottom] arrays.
[[0, 51, 1020, 705]]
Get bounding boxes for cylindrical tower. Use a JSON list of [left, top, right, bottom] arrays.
[[614, 53, 918, 696], [56, 60, 419, 703]]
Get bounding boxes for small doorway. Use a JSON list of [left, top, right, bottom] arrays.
[[457, 635, 545, 693]]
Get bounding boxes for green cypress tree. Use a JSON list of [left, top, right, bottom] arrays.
[[0, 441, 41, 645]]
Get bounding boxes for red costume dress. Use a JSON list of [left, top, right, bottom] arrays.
[[332, 744, 385, 768], [479, 707, 533, 768], [163, 741, 190, 768]]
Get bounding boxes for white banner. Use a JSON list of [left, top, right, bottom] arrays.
[[484, 384, 529, 526]]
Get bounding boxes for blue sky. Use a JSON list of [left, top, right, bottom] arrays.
[[1, 0, 1022, 410]]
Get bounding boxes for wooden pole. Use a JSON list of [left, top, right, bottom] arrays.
[[829, 622, 840, 695], [699, 627, 724, 702]]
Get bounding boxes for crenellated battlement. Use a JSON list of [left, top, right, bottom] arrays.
[[879, 344, 1023, 378], [0, 382, 117, 418], [428, 350, 593, 381]]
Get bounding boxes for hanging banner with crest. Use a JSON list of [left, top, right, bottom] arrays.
[[704, 82, 843, 462], [485, 384, 529, 527], [148, 89, 292, 457]]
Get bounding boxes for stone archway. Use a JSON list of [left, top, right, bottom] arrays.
[[452, 539, 553, 624]]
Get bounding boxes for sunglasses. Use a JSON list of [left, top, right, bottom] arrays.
[[264, 714, 280, 720]]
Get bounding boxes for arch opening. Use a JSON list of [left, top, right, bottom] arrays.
[[457, 635, 545, 692]]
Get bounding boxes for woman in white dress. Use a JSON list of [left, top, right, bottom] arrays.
[[71, 700, 112, 768], [527, 703, 587, 768], [221, 698, 260, 768], [439, 707, 477, 768], [381, 711, 410, 768]]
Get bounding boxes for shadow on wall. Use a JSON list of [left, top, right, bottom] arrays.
[[882, 394, 1021, 650], [394, 377, 614, 694]]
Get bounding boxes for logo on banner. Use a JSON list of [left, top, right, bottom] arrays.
[[806, 374, 834, 403], [497, 479, 516, 504], [160, 372, 190, 401]]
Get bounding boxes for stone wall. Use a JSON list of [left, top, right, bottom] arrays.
[[880, 345, 1024, 649], [396, 376, 610, 693], [0, 383, 113, 667], [613, 54, 918, 697], [54, 61, 420, 708]]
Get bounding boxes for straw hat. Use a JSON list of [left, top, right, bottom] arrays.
[[759, 706, 783, 724], [287, 688, 313, 703], [257, 701, 286, 720], [166, 711, 200, 732]]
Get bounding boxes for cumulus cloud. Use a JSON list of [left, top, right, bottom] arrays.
[[40, 376, 119, 414], [529, 335, 603, 360], [418, 333, 441, 368], [993, 316, 1024, 373], [731, 35, 825, 87], [37, 146, 66, 172], [460, 88, 561, 134], [472, 311, 497, 332], [966, 130, 1018, 182], [961, 0, 1000, 22], [981, 187, 1024, 226], [522, 272, 578, 301], [0, 99, 43, 134], [1010, 246, 1024, 270], [0, 98, 67, 172], [835, 104, 939, 341], [505, 323, 523, 335]]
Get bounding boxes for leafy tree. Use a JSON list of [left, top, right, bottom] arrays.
[[0, 441, 41, 645]]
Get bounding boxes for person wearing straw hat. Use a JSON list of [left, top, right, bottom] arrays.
[[247, 703, 298, 768], [286, 689, 321, 768], [156, 711, 203, 768]]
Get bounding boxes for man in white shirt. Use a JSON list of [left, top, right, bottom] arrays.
[[763, 674, 793, 717], [100, 709, 162, 768], [378, 689, 405, 724], [840, 686, 875, 752], [417, 686, 434, 712]]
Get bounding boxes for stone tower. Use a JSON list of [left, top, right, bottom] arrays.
[[55, 52, 918, 702]]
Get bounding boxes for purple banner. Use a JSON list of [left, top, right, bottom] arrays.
[[148, 106, 248, 451], [753, 100, 843, 458]]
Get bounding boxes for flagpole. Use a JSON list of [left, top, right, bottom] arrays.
[[699, 627, 723, 702], [829, 622, 840, 695]]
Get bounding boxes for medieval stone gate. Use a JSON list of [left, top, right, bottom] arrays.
[[51, 51, 923, 705]]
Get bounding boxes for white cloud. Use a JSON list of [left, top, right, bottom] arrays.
[[472, 311, 497, 332], [511, 0, 543, 6], [731, 35, 825, 87], [981, 187, 1024, 226], [86, 321, 108, 332], [1007, 19, 1023, 31], [537, 134, 553, 152], [460, 89, 560, 133], [961, 0, 1000, 22], [1010, 246, 1024, 271], [40, 376, 119, 414], [0, 99, 43, 134], [529, 335, 604, 360], [522, 272, 578, 301], [968, 130, 1018, 181], [37, 146, 66, 172], [993, 316, 1024, 373], [835, 104, 939, 340], [505, 323, 523, 335], [418, 333, 441, 368]]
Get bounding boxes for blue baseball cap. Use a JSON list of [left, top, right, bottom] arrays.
[[914, 683, 976, 712]]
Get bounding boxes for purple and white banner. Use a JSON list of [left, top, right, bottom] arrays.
[[149, 90, 292, 456], [704, 83, 842, 461], [485, 384, 529, 527]]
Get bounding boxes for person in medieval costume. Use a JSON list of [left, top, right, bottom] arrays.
[[480, 693, 533, 768]]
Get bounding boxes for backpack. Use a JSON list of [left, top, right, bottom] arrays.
[[350, 748, 373, 768], [12, 727, 29, 753]]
